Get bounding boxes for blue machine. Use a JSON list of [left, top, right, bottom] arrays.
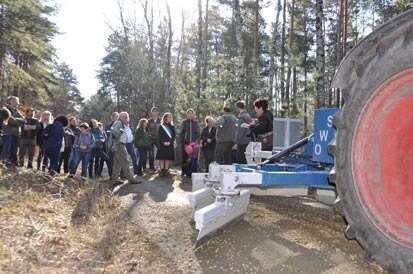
[[189, 108, 339, 244], [235, 108, 338, 190]]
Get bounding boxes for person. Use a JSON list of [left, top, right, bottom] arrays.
[[124, 121, 139, 175], [36, 111, 53, 171], [19, 108, 40, 168], [156, 112, 175, 177], [0, 107, 11, 127], [97, 122, 109, 177], [43, 115, 68, 176], [105, 112, 119, 177], [88, 119, 107, 178], [180, 108, 200, 178], [108, 112, 141, 185], [133, 118, 149, 176], [249, 98, 274, 151], [233, 101, 252, 164], [200, 116, 216, 172], [0, 96, 25, 165], [211, 106, 237, 165], [68, 123, 95, 178], [68, 117, 80, 136], [59, 127, 75, 174], [147, 107, 161, 172]]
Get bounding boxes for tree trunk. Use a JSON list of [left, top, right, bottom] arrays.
[[201, 0, 209, 92], [280, 0, 287, 116], [285, 0, 295, 116], [141, 0, 155, 106], [315, 0, 325, 108], [166, 1, 172, 99], [196, 0, 202, 114], [269, 0, 282, 111], [234, 0, 243, 50], [253, 0, 260, 93]]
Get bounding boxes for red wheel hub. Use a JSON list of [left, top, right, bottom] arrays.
[[353, 68, 413, 248]]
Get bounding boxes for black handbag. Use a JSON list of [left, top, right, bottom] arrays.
[[257, 131, 273, 149]]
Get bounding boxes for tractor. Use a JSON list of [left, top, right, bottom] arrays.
[[189, 10, 413, 274]]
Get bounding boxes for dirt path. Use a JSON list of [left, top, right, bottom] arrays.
[[115, 169, 385, 274]]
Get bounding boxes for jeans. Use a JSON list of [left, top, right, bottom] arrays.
[[136, 146, 147, 173], [147, 138, 158, 169], [70, 150, 92, 177], [125, 142, 139, 174], [203, 147, 215, 172], [1, 135, 19, 164]]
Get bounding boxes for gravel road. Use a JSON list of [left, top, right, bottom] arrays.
[[115, 170, 385, 274]]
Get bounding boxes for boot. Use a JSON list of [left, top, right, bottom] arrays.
[[160, 169, 166, 177]]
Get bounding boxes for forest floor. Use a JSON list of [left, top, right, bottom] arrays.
[[0, 167, 386, 273]]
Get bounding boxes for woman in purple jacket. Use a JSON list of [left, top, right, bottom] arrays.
[[68, 123, 95, 178]]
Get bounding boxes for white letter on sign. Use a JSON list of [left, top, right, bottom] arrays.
[[315, 144, 322, 155], [319, 130, 329, 142], [327, 115, 333, 127]]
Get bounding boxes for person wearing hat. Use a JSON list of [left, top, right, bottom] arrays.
[[147, 107, 161, 172], [210, 105, 237, 165], [19, 108, 40, 168]]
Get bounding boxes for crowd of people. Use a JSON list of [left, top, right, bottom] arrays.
[[0, 95, 274, 185]]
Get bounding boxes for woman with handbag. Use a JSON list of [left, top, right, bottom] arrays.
[[249, 98, 274, 151]]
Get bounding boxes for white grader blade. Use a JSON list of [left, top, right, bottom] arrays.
[[189, 187, 215, 219], [194, 189, 251, 245]]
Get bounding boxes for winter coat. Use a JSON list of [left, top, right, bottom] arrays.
[[133, 127, 149, 147], [180, 119, 200, 145], [73, 133, 95, 152], [211, 113, 237, 143], [234, 111, 252, 145], [200, 126, 216, 150], [249, 110, 274, 137], [44, 121, 65, 150], [2, 106, 24, 136]]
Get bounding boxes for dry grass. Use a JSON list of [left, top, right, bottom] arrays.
[[0, 166, 178, 274]]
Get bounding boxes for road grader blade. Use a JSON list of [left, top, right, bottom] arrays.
[[194, 190, 250, 246]]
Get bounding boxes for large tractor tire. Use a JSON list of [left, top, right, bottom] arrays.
[[329, 10, 413, 274]]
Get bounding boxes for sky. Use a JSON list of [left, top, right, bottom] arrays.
[[52, 0, 275, 100]]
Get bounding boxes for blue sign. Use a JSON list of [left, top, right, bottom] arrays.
[[312, 108, 339, 164]]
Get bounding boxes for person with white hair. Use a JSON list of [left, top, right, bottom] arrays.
[[108, 111, 141, 186], [0, 96, 25, 165], [36, 110, 53, 170]]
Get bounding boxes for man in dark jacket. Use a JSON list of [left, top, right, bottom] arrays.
[[1, 96, 25, 165], [180, 108, 200, 177], [211, 106, 237, 165], [19, 108, 40, 168], [233, 101, 252, 164]]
